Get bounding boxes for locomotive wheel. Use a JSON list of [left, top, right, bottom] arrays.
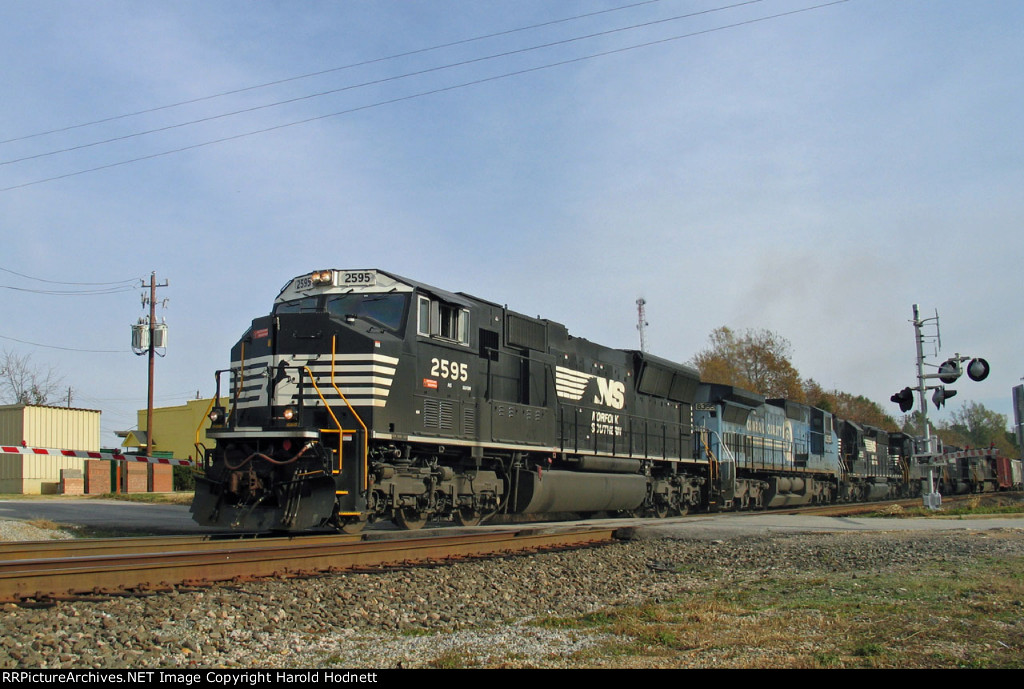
[[338, 517, 367, 534], [394, 507, 429, 530], [453, 507, 482, 527]]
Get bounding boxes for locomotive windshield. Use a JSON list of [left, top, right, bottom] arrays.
[[326, 293, 408, 331], [272, 291, 409, 332], [274, 296, 319, 314]]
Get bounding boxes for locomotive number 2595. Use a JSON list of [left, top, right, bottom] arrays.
[[430, 358, 468, 381]]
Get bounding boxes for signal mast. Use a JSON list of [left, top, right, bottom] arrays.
[[891, 304, 989, 508]]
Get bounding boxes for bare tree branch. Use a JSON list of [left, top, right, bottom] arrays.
[[0, 349, 65, 405]]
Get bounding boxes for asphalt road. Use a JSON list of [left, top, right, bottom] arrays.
[[0, 498, 219, 535]]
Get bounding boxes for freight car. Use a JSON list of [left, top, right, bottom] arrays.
[[931, 448, 1023, 494], [190, 268, 1014, 533]]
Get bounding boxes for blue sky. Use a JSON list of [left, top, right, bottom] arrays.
[[1, 0, 1021, 449]]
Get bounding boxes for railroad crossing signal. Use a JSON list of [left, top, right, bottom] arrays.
[[931, 386, 957, 409], [966, 358, 990, 382], [936, 357, 990, 385], [938, 359, 960, 384], [891, 387, 914, 412]]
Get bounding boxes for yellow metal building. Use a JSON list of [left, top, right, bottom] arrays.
[[121, 398, 225, 464], [0, 404, 101, 494]]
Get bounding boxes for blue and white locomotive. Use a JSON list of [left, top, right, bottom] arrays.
[[693, 385, 842, 509], [693, 384, 913, 509]]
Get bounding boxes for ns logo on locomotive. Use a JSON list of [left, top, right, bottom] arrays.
[[190, 269, 1011, 533]]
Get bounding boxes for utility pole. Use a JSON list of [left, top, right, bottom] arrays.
[[132, 272, 169, 453]]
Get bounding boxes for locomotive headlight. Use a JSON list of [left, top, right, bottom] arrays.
[[209, 406, 227, 426], [311, 270, 333, 286], [282, 407, 296, 421]]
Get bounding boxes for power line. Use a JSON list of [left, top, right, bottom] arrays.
[[0, 284, 137, 295], [1, 0, 768, 168], [0, 0, 671, 146], [0, 333, 127, 353], [0, 265, 141, 286], [1, 0, 849, 193]]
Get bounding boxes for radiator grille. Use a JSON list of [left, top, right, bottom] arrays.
[[423, 398, 456, 431]]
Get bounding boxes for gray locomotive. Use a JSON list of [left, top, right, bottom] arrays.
[[190, 268, 1017, 532]]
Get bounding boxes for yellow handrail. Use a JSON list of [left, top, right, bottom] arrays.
[[301, 365, 347, 436], [328, 336, 370, 492], [233, 341, 247, 406], [193, 394, 218, 465]]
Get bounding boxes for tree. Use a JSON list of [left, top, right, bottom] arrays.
[[0, 349, 64, 406], [691, 326, 804, 400], [938, 401, 1017, 456]]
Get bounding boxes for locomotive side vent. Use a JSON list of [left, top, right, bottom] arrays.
[[439, 400, 455, 430], [423, 399, 440, 428], [423, 398, 456, 431]]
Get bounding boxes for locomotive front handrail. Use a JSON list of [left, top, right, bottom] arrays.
[[328, 336, 369, 493]]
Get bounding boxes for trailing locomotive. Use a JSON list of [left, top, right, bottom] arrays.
[[190, 268, 1018, 532]]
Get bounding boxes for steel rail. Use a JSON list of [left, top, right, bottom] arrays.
[[0, 526, 616, 602], [0, 532, 360, 559]]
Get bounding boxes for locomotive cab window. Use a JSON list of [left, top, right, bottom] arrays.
[[326, 293, 408, 331], [417, 295, 470, 345], [274, 296, 320, 314]]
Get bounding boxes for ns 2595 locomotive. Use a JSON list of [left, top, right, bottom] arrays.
[[190, 269, 1015, 532]]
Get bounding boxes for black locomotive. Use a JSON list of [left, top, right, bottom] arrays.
[[190, 268, 1019, 532]]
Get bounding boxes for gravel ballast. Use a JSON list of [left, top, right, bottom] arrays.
[[1, 519, 1023, 668]]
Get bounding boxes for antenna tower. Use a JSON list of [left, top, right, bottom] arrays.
[[636, 298, 649, 353]]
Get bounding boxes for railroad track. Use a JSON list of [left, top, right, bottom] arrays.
[[0, 526, 617, 603], [769, 493, 989, 517]]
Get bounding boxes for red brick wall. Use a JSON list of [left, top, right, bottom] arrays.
[[60, 469, 84, 495], [149, 464, 173, 492], [125, 463, 148, 493], [85, 460, 112, 494]]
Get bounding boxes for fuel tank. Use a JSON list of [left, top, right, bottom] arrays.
[[510, 469, 647, 514]]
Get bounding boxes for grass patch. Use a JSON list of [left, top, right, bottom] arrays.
[[399, 628, 434, 638], [93, 492, 194, 504], [26, 518, 62, 531], [867, 495, 1024, 519], [526, 550, 1024, 668], [0, 492, 193, 504]]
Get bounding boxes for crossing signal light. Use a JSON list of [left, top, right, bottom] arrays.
[[938, 359, 961, 384], [967, 358, 990, 382], [891, 387, 914, 412], [932, 386, 957, 409]]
